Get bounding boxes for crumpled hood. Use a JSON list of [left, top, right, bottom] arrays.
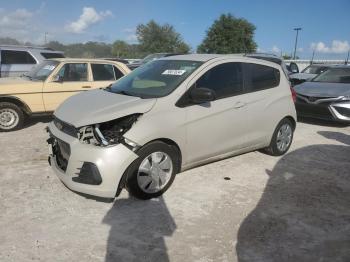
[[54, 89, 157, 127], [294, 81, 350, 97], [290, 72, 316, 80]]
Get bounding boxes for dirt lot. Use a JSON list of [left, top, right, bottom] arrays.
[[0, 117, 349, 262]]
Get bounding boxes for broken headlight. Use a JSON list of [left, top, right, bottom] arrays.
[[78, 114, 141, 147]]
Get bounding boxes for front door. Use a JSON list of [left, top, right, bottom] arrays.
[[185, 62, 254, 164], [43, 62, 91, 112]]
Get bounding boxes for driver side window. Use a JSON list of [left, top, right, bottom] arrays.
[[57, 63, 88, 82], [196, 62, 243, 99]]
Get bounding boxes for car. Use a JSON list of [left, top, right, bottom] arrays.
[[0, 58, 130, 131], [0, 45, 64, 78], [128, 53, 183, 70], [289, 64, 330, 86], [294, 65, 350, 123], [47, 54, 297, 200]]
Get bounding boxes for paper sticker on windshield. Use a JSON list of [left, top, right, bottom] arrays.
[[162, 70, 186, 76], [43, 65, 55, 71]]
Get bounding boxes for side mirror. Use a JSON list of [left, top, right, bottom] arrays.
[[190, 88, 216, 104], [52, 75, 63, 82], [289, 62, 299, 73]]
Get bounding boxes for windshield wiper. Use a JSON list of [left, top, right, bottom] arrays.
[[115, 90, 134, 96]]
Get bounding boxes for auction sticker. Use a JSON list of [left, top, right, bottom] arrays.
[[162, 70, 186, 76]]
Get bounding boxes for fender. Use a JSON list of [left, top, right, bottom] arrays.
[[0, 95, 32, 115]]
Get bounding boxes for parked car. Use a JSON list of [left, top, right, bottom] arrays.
[[294, 65, 350, 123], [290, 64, 330, 86], [47, 54, 297, 200], [0, 58, 130, 131], [0, 45, 64, 78], [128, 53, 183, 70]]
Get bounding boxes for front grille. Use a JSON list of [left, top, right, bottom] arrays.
[[334, 106, 350, 118], [295, 102, 334, 119], [296, 94, 338, 104], [53, 117, 78, 138]]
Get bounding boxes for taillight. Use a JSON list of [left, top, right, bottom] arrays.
[[290, 87, 297, 103]]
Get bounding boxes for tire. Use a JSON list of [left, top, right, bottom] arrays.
[[125, 141, 180, 200], [264, 118, 294, 156], [0, 102, 25, 132]]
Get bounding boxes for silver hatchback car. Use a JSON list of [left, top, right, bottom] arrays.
[[47, 54, 297, 200]]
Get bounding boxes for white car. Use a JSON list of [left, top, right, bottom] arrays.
[[47, 54, 297, 200]]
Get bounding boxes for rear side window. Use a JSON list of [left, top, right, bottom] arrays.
[[1, 50, 36, 64], [41, 52, 65, 59], [91, 64, 115, 81], [196, 62, 243, 99], [244, 63, 280, 92], [113, 66, 124, 80]]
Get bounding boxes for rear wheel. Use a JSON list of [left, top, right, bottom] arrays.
[[264, 118, 294, 156], [0, 102, 25, 132], [125, 141, 180, 200]]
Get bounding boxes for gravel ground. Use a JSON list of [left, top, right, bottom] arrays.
[[0, 117, 349, 262]]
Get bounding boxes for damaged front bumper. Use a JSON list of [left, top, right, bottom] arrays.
[[47, 121, 139, 198]]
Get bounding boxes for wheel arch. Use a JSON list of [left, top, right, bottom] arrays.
[[115, 137, 183, 197], [0, 96, 32, 115]]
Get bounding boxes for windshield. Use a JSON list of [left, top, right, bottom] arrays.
[[302, 65, 328, 74], [108, 60, 203, 98], [26, 60, 59, 81], [312, 68, 350, 83]]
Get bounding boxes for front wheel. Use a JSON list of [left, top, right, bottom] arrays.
[[264, 118, 294, 156], [125, 141, 180, 200], [0, 102, 25, 132]]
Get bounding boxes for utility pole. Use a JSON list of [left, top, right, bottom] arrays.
[[293, 27, 302, 60], [311, 49, 315, 65], [44, 32, 48, 45], [345, 49, 349, 65]]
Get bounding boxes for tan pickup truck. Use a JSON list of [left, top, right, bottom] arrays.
[[0, 58, 130, 131]]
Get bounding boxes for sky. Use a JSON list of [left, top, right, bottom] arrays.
[[0, 0, 349, 59]]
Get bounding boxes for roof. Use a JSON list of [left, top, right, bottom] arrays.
[[49, 58, 124, 63], [161, 54, 243, 62], [0, 45, 62, 52]]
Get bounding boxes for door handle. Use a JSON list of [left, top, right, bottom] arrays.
[[233, 101, 247, 109], [82, 86, 91, 89]]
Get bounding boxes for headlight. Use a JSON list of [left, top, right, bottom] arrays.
[[78, 114, 141, 147]]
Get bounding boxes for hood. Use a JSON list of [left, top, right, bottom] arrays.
[[290, 73, 317, 80], [54, 89, 157, 127], [293, 81, 350, 97], [0, 77, 43, 95]]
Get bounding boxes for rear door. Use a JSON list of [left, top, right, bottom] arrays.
[[0, 50, 37, 77], [43, 62, 91, 111], [241, 62, 282, 143], [89, 63, 125, 89]]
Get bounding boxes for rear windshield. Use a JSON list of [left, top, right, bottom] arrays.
[[312, 68, 350, 83], [41, 52, 65, 59]]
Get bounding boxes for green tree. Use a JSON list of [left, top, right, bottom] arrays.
[[136, 20, 190, 54], [197, 14, 257, 54], [111, 40, 129, 58]]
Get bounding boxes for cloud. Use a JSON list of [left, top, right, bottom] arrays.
[[0, 8, 35, 41], [310, 40, 350, 54], [271, 45, 280, 53], [65, 7, 112, 34]]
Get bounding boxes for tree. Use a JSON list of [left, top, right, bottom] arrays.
[[197, 14, 257, 54], [0, 37, 21, 45], [136, 20, 190, 54], [111, 40, 129, 58]]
